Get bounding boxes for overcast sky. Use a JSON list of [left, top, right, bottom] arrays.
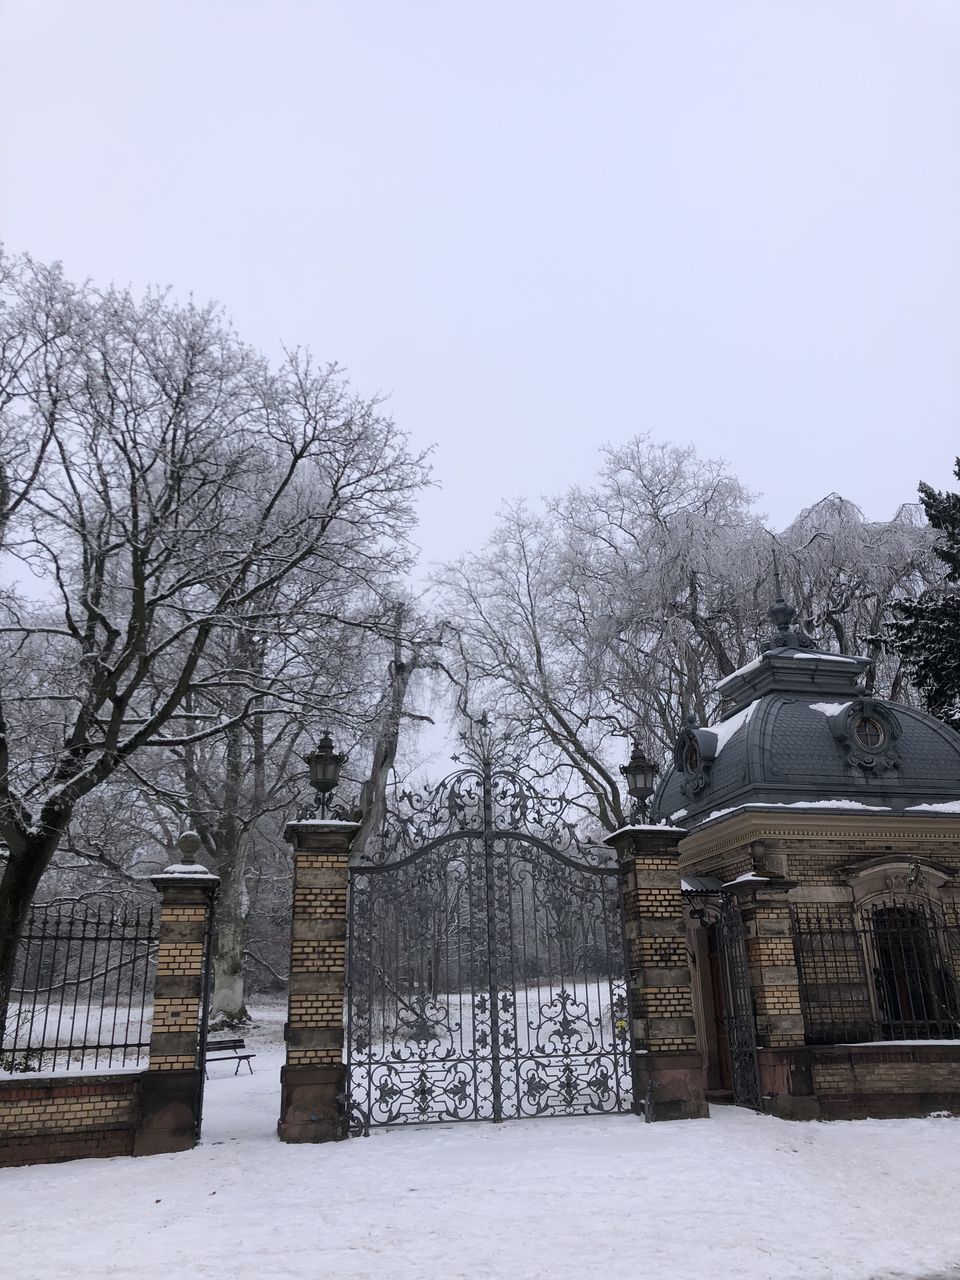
[[3, 1, 958, 570]]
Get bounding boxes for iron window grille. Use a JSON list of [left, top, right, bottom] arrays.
[[791, 897, 960, 1044]]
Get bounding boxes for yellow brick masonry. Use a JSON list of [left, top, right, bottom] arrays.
[[152, 996, 199, 1032], [290, 940, 345, 973], [148, 1055, 197, 1071], [813, 1056, 960, 1097], [622, 840, 699, 1054], [0, 1081, 137, 1136], [285, 836, 351, 1070], [740, 893, 806, 1049], [146, 878, 212, 1071], [159, 905, 207, 923], [156, 942, 205, 976]]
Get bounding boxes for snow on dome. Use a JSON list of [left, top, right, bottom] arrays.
[[707, 701, 758, 755]]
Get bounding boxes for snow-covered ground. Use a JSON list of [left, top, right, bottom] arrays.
[[2, 1004, 960, 1280]]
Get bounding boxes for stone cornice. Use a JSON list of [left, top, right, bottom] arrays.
[[678, 810, 960, 868]]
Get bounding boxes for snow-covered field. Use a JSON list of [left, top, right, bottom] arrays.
[[2, 1005, 960, 1280]]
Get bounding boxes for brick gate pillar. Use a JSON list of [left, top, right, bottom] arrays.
[[278, 818, 360, 1143], [727, 878, 805, 1051], [134, 832, 219, 1157], [605, 825, 709, 1121], [727, 877, 813, 1117]]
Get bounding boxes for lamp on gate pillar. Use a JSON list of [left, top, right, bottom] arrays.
[[620, 739, 659, 823], [302, 731, 348, 819]]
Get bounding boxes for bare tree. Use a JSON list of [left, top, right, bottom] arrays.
[[438, 436, 936, 831], [353, 599, 455, 860], [0, 252, 429, 1009], [776, 494, 937, 698]]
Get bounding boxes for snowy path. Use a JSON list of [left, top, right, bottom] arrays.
[[2, 1012, 960, 1280]]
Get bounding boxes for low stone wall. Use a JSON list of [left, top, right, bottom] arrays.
[[0, 1072, 142, 1168], [759, 1043, 960, 1120]]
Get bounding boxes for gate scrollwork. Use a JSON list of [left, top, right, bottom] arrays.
[[346, 726, 633, 1132]]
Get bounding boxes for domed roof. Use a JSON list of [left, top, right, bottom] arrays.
[[650, 595, 960, 831]]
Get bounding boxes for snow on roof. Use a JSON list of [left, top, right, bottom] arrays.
[[156, 862, 219, 878], [699, 799, 892, 826], [670, 808, 688, 822], [790, 652, 863, 663], [722, 654, 763, 679], [290, 818, 361, 828], [723, 872, 769, 886], [808, 701, 851, 717], [906, 800, 960, 814], [707, 700, 758, 754], [771, 799, 890, 810], [606, 823, 687, 840]]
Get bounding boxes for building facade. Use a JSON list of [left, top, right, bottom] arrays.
[[649, 591, 960, 1119]]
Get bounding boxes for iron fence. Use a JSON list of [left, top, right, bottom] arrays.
[[791, 898, 960, 1044], [1, 899, 158, 1074]]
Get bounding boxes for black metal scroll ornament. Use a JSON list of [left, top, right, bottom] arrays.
[[345, 717, 633, 1132]]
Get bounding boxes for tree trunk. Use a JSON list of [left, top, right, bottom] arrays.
[[354, 622, 416, 859], [0, 832, 60, 1034], [212, 919, 248, 1023], [210, 824, 252, 1024]]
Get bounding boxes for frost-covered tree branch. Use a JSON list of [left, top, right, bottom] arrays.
[[0, 250, 430, 1008]]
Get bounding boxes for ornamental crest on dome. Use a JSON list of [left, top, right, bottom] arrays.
[[673, 716, 718, 798], [825, 695, 902, 777]]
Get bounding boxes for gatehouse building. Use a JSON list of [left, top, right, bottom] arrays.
[[650, 588, 960, 1119]]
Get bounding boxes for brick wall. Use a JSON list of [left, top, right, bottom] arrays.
[[0, 1072, 142, 1168], [812, 1046, 960, 1098], [801, 1044, 960, 1119]]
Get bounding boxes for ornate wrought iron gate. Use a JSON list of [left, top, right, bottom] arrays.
[[346, 731, 633, 1132], [715, 896, 762, 1110]]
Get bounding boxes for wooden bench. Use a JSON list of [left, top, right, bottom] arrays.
[[204, 1036, 255, 1077]]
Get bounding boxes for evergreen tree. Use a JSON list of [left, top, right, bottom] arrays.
[[894, 461, 960, 728]]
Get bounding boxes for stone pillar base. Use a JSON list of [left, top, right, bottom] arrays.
[[636, 1051, 710, 1121], [133, 1069, 202, 1156], [277, 1063, 346, 1143]]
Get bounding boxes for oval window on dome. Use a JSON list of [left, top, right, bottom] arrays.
[[853, 716, 885, 751], [684, 740, 701, 774]]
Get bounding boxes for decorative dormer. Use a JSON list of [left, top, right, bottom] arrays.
[[823, 692, 903, 777], [673, 714, 718, 798]]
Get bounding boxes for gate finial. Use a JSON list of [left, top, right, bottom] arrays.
[[177, 831, 201, 865]]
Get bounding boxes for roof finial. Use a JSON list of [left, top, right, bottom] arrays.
[[763, 551, 818, 652]]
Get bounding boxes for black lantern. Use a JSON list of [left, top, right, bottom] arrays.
[[620, 739, 659, 822], [304, 732, 347, 818]]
